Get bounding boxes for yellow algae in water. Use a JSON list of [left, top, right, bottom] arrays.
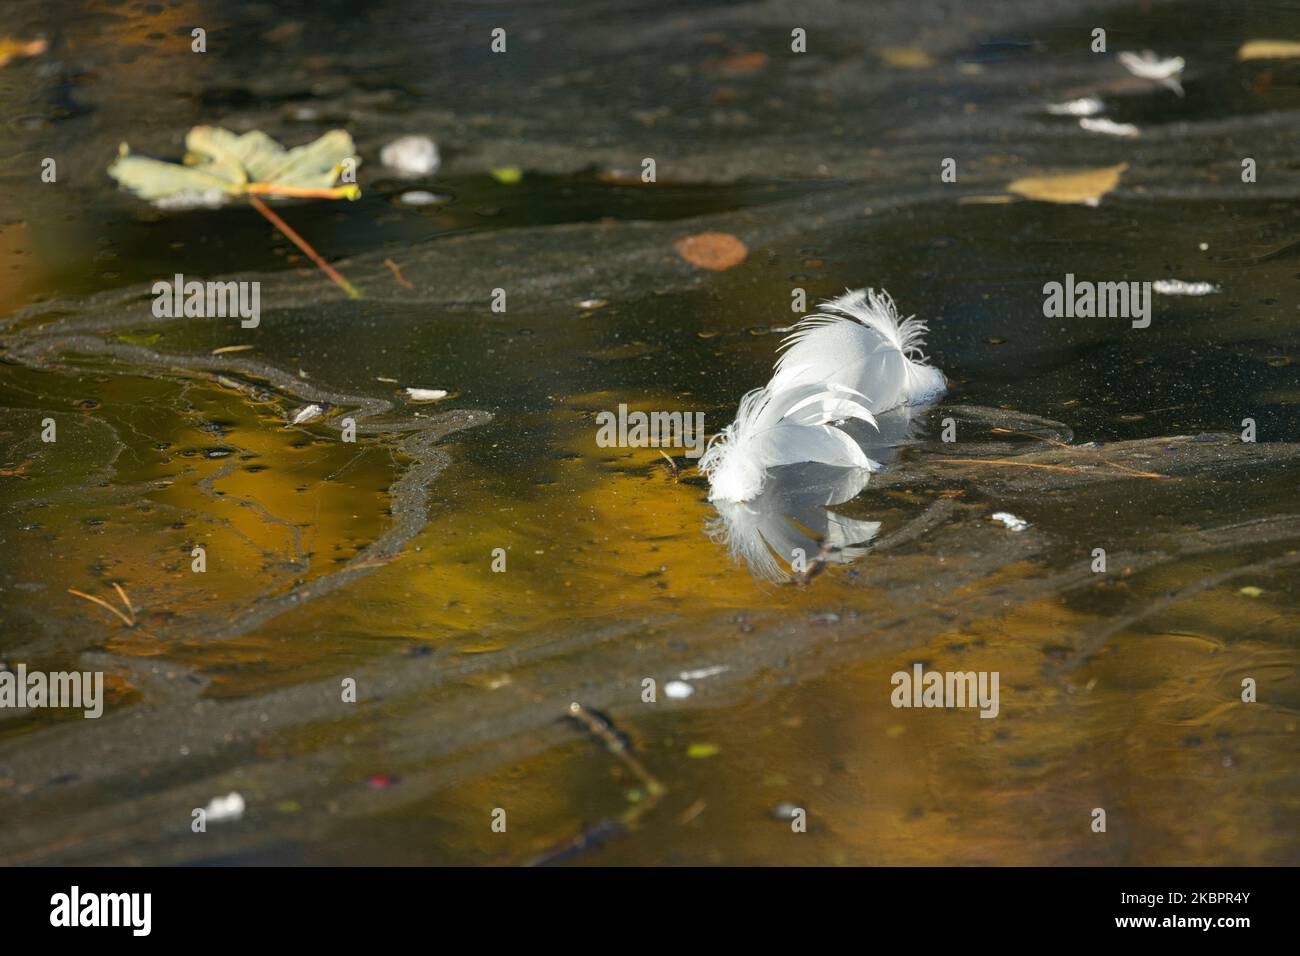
[[1007, 163, 1127, 206]]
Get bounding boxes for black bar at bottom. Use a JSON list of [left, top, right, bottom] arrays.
[[0, 865, 1286, 941]]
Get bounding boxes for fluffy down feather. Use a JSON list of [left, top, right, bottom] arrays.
[[702, 288, 945, 502]]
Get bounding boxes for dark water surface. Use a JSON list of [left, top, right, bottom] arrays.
[[0, 0, 1297, 864]]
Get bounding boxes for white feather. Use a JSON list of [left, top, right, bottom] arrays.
[[703, 288, 945, 503], [699, 384, 877, 503], [770, 288, 946, 411], [706, 462, 879, 582]]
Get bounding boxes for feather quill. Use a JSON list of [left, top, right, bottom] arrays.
[[702, 288, 945, 503]]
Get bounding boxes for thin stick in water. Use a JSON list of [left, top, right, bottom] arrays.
[[248, 194, 361, 300]]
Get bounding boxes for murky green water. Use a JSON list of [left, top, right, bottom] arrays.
[[0, 0, 1297, 865]]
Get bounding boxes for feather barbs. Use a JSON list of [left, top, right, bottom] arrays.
[[704, 287, 946, 503]]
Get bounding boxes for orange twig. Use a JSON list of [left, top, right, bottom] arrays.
[[248, 194, 361, 299], [991, 426, 1071, 449], [934, 458, 1084, 473], [383, 257, 415, 290], [933, 457, 1168, 479], [245, 183, 361, 200], [986, 427, 1171, 479]]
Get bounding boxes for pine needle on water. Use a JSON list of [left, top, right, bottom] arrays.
[[68, 585, 137, 627]]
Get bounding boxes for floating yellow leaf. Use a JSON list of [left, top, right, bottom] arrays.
[[687, 743, 720, 758], [1237, 40, 1300, 61], [1239, 586, 1264, 597], [490, 166, 523, 185], [1007, 163, 1128, 206], [0, 37, 46, 68], [107, 127, 363, 299], [108, 127, 361, 206]]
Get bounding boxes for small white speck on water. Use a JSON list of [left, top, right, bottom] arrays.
[[665, 680, 695, 699], [1046, 96, 1103, 116], [404, 387, 451, 402], [397, 190, 446, 207], [1153, 279, 1219, 296], [992, 511, 1029, 532], [291, 404, 324, 425], [1079, 117, 1140, 138], [679, 665, 728, 681], [204, 792, 245, 823]]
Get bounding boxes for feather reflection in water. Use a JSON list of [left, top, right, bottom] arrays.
[[707, 407, 930, 581]]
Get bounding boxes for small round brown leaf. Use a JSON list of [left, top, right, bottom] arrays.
[[675, 232, 748, 271]]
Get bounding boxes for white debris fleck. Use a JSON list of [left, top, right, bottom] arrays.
[[1153, 279, 1219, 296], [991, 512, 1030, 532], [679, 665, 729, 681], [204, 792, 245, 823], [1079, 117, 1140, 137], [1118, 50, 1186, 96], [1198, 242, 1209, 251], [380, 135, 440, 177], [404, 387, 450, 402], [1046, 96, 1104, 116], [397, 190, 446, 207], [291, 404, 324, 425], [664, 680, 695, 699]]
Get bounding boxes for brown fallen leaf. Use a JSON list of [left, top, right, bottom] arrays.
[[1238, 40, 1300, 60], [1007, 163, 1128, 206], [675, 232, 748, 271]]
